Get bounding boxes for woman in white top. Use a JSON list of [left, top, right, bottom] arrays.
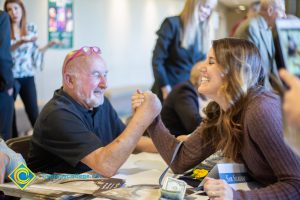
[[4, 0, 57, 137]]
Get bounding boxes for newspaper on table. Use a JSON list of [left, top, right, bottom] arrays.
[[29, 172, 125, 195]]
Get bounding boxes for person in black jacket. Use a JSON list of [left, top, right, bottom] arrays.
[[0, 10, 14, 140], [151, 0, 217, 102], [161, 62, 208, 137]]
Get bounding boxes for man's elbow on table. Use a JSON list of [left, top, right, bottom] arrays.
[[81, 147, 118, 178]]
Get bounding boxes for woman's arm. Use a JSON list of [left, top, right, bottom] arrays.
[[132, 90, 214, 173], [39, 40, 60, 53], [10, 36, 37, 51], [147, 117, 215, 174]]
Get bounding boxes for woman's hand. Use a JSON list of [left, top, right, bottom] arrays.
[[40, 39, 62, 53], [131, 89, 145, 113], [48, 39, 62, 47], [21, 35, 38, 43], [203, 177, 233, 200]]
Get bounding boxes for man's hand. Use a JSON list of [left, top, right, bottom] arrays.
[[279, 69, 300, 129], [161, 85, 171, 100], [204, 177, 233, 200], [131, 90, 161, 123], [7, 88, 13, 96], [0, 152, 9, 184]]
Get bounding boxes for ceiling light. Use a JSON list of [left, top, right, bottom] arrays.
[[238, 5, 246, 11]]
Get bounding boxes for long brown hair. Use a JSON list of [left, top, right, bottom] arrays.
[[202, 38, 263, 162], [4, 0, 27, 39]]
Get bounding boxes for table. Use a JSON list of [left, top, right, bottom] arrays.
[[0, 152, 177, 199]]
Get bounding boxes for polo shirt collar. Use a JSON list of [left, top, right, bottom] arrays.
[[55, 88, 100, 114]]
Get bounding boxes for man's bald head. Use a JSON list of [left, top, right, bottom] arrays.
[[62, 48, 108, 109]]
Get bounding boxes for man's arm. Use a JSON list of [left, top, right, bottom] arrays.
[[81, 92, 161, 177], [0, 152, 9, 184], [0, 139, 26, 183]]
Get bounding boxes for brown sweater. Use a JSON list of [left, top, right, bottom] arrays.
[[148, 90, 300, 199]]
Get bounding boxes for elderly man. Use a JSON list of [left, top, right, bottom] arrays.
[[234, 0, 286, 90], [28, 47, 160, 176]]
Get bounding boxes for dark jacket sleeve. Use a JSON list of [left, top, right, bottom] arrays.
[[152, 17, 176, 88], [0, 11, 13, 92]]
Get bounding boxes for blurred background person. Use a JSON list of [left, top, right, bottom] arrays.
[[229, 1, 261, 36], [0, 9, 13, 140], [161, 62, 208, 137], [280, 69, 300, 126], [151, 0, 217, 102], [4, 0, 58, 137], [280, 69, 300, 155], [234, 0, 286, 92]]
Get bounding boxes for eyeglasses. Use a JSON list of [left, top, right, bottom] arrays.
[[65, 46, 101, 67]]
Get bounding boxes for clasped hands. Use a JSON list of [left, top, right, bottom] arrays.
[[132, 91, 234, 199], [131, 90, 161, 123]]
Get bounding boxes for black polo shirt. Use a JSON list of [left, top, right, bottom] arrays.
[[28, 88, 125, 173]]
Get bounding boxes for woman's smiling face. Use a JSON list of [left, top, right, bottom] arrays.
[[198, 47, 224, 101]]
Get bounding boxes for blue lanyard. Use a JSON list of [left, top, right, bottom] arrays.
[[159, 141, 183, 186]]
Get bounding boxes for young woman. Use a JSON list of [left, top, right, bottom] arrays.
[[133, 38, 300, 199], [4, 0, 57, 137], [151, 0, 217, 102]]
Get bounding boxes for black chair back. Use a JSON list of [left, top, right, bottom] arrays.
[[6, 135, 32, 161]]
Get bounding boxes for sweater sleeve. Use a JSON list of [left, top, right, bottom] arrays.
[[233, 95, 300, 199], [147, 116, 215, 174]]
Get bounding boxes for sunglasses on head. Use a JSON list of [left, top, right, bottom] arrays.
[[65, 46, 101, 67]]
